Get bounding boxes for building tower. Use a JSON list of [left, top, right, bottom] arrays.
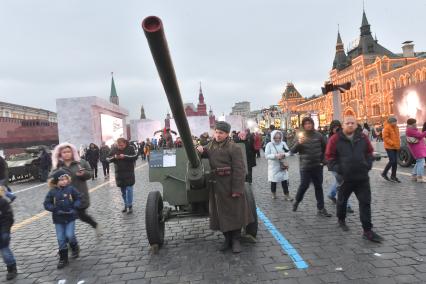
[[209, 107, 216, 128], [332, 30, 350, 70], [140, 105, 146, 119], [109, 72, 119, 105], [347, 10, 397, 59], [196, 82, 207, 116]]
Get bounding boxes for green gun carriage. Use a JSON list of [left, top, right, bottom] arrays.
[[142, 16, 258, 251]]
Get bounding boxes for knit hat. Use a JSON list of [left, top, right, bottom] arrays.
[[215, 121, 231, 133], [387, 116, 397, 123], [302, 117, 314, 126], [407, 118, 417, 126], [50, 169, 71, 182]]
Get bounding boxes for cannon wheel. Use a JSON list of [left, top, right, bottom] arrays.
[[145, 191, 165, 249], [398, 147, 414, 167], [245, 185, 258, 238]]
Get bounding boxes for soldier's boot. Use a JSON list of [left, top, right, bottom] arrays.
[[57, 249, 69, 269], [231, 230, 242, 254], [6, 263, 17, 280], [70, 242, 80, 258], [219, 232, 232, 252]]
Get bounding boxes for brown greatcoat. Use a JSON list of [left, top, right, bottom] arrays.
[[202, 138, 254, 233]]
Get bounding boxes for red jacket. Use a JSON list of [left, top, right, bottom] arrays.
[[254, 134, 262, 150]]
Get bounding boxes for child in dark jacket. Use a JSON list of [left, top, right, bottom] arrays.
[[43, 170, 81, 269], [0, 186, 17, 280]]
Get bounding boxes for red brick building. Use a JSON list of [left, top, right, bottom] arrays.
[[0, 118, 58, 157], [279, 10, 426, 126], [184, 85, 208, 116]]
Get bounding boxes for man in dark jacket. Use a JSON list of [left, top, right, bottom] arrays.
[[39, 148, 52, 182], [85, 143, 100, 180], [326, 116, 383, 242], [107, 138, 138, 214], [291, 117, 331, 217], [99, 143, 111, 178]]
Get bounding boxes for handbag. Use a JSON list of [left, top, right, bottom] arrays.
[[406, 136, 419, 144], [272, 144, 289, 170]]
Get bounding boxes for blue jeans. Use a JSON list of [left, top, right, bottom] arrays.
[[120, 186, 133, 207], [383, 149, 398, 177], [412, 158, 425, 177], [0, 180, 15, 201], [328, 172, 352, 208], [0, 232, 16, 265], [55, 222, 77, 250]]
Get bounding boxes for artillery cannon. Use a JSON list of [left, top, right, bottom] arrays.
[[142, 16, 258, 251]]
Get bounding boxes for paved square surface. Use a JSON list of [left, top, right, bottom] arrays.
[[2, 154, 426, 283]]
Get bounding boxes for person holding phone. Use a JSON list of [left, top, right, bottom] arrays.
[[291, 117, 331, 217], [51, 143, 101, 237]]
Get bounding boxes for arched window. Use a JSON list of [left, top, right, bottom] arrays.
[[399, 75, 405, 87], [415, 71, 421, 83], [406, 74, 411, 85]]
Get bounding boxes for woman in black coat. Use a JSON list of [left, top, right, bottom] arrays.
[[236, 130, 256, 184], [85, 143, 100, 180]]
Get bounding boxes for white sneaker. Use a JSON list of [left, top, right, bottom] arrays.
[[417, 176, 426, 183]]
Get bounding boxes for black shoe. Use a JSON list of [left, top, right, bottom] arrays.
[[328, 195, 337, 204], [70, 243, 80, 258], [390, 176, 401, 183], [363, 230, 384, 243], [57, 249, 69, 269], [127, 206, 133, 214], [232, 239, 242, 254], [381, 173, 390, 181], [122, 207, 127, 213], [338, 220, 349, 231], [317, 208, 332, 217], [346, 207, 354, 214], [6, 263, 17, 280], [292, 201, 299, 212], [219, 233, 232, 252]]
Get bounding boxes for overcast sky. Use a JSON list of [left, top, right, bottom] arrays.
[[1, 0, 425, 120]]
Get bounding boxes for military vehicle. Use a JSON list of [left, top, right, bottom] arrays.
[[7, 146, 49, 182], [142, 16, 258, 252]]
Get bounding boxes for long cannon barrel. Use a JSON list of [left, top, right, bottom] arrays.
[[142, 16, 200, 169]]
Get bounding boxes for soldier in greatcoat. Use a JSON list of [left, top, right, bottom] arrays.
[[196, 121, 254, 253]]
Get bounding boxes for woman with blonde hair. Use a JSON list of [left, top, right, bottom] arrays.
[[51, 143, 101, 236]]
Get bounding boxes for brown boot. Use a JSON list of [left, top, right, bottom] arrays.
[[231, 230, 242, 254], [417, 176, 426, 183], [272, 192, 277, 199]]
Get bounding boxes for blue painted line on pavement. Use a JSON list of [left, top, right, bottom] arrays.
[[256, 207, 309, 270]]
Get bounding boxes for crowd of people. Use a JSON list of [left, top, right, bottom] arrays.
[[0, 116, 425, 280]]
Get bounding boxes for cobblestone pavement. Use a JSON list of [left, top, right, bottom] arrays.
[[2, 156, 426, 283]]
